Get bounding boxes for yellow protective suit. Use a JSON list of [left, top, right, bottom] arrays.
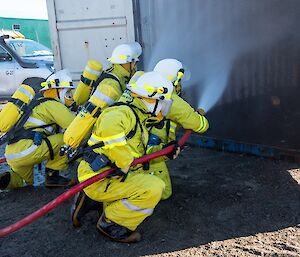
[[64, 64, 130, 149], [145, 93, 209, 200], [77, 92, 165, 231], [5, 99, 75, 189]]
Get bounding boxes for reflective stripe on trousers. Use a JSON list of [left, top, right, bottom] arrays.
[[121, 199, 154, 215], [5, 144, 38, 160]]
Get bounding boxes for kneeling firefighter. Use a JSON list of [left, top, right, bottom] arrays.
[[62, 42, 142, 155], [145, 58, 209, 200], [0, 70, 76, 190], [71, 72, 174, 243]]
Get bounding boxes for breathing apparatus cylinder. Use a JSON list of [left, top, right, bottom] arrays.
[[73, 60, 103, 106], [63, 102, 100, 149], [0, 84, 36, 133]]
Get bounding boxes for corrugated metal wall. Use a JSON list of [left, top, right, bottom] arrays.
[[138, 0, 300, 149]]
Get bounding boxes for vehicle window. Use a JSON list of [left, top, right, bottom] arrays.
[[0, 45, 10, 61], [0, 45, 6, 54], [8, 40, 52, 58]]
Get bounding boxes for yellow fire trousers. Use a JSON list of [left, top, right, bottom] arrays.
[[78, 160, 165, 231], [146, 160, 172, 200], [5, 134, 68, 189]]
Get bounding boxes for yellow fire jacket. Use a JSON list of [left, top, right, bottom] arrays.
[[5, 99, 75, 160], [86, 91, 152, 171], [147, 92, 209, 154]]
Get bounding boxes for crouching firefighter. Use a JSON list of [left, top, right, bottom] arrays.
[[71, 72, 174, 243], [0, 70, 76, 190], [122, 60, 209, 200], [144, 58, 209, 200]]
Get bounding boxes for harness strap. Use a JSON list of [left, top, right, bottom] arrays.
[[80, 75, 93, 86], [67, 103, 141, 163], [110, 103, 148, 171], [92, 72, 122, 93], [44, 137, 54, 160], [0, 98, 59, 146], [7, 130, 36, 144], [166, 119, 171, 140], [110, 102, 143, 140], [7, 122, 56, 145], [8, 98, 27, 111], [7, 129, 55, 160], [83, 101, 102, 118]]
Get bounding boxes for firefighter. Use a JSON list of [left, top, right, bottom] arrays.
[[145, 58, 208, 200], [0, 70, 75, 190], [71, 72, 174, 243], [63, 42, 142, 152]]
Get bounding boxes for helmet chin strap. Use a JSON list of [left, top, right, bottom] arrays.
[[173, 68, 184, 96], [141, 98, 161, 116], [129, 61, 136, 80], [56, 88, 60, 100]]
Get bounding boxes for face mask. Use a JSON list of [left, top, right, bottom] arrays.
[[59, 88, 74, 107], [160, 99, 173, 116], [141, 98, 162, 116]]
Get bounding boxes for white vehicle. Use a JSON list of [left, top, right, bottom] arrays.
[[0, 35, 54, 99]]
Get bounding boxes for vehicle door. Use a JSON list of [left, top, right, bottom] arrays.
[[0, 45, 17, 97]]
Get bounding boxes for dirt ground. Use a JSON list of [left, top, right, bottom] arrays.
[[0, 145, 299, 257]]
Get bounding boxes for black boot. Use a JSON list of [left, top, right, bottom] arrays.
[[71, 191, 103, 228], [44, 168, 71, 188], [96, 214, 141, 243], [0, 172, 10, 190]]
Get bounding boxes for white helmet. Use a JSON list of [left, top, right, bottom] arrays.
[[108, 42, 142, 64], [40, 69, 74, 91], [128, 72, 173, 100], [153, 58, 191, 82], [127, 71, 173, 116], [40, 69, 75, 107]]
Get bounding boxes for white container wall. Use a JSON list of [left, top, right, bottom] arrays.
[[46, 0, 135, 81]]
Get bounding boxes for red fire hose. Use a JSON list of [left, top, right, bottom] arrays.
[[0, 130, 192, 237], [0, 157, 6, 164]]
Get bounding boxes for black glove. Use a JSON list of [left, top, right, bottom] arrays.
[[197, 108, 206, 116], [163, 140, 182, 160], [106, 168, 128, 182], [106, 169, 125, 178], [69, 102, 79, 113]]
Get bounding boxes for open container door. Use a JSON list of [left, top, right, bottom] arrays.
[[46, 0, 135, 83]]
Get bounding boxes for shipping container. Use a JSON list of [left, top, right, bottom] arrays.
[[46, 0, 300, 155]]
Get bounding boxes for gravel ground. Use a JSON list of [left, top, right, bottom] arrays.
[[0, 145, 299, 257]]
